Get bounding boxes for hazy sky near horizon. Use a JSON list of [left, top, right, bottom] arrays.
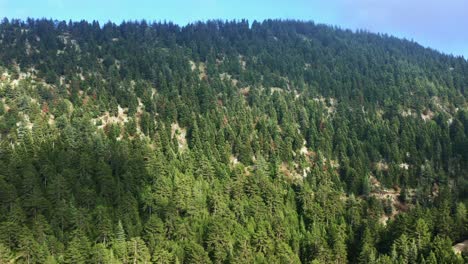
[[0, 0, 466, 58]]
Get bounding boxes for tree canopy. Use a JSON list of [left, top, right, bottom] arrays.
[[0, 18, 466, 263]]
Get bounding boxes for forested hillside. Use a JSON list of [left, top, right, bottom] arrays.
[[0, 18, 467, 263]]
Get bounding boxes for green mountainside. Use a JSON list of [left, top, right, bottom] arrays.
[[0, 19, 467, 263]]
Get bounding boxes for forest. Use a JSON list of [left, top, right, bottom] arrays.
[[0, 18, 467, 263]]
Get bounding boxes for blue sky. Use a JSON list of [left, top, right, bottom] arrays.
[[0, 0, 467, 58]]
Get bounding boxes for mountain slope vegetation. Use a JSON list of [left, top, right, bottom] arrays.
[[0, 18, 467, 263]]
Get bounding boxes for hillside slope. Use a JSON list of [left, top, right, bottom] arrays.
[[0, 19, 467, 263]]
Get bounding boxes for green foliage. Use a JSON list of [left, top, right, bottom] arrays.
[[0, 18, 466, 263]]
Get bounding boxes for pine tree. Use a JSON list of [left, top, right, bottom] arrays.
[[0, 243, 12, 263], [113, 221, 127, 262], [126, 237, 151, 264], [412, 218, 431, 252], [64, 231, 91, 264]]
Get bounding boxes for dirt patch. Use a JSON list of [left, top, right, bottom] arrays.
[[48, 114, 55, 125], [1, 98, 10, 112], [189, 60, 197, 71], [270, 87, 284, 94], [421, 109, 434, 122], [16, 113, 34, 130], [373, 189, 402, 226], [197, 63, 207, 79], [453, 240, 468, 254], [240, 87, 250, 96], [369, 175, 413, 226], [239, 55, 247, 70], [230, 155, 239, 165], [279, 162, 303, 181], [400, 109, 415, 117], [302, 166, 311, 178], [399, 163, 409, 170], [432, 183, 440, 198], [299, 146, 308, 155], [189, 61, 207, 80], [375, 161, 389, 171], [329, 159, 340, 169], [312, 96, 337, 115], [220, 73, 238, 86], [171, 123, 187, 151], [3, 103, 10, 112], [294, 90, 301, 99], [133, 98, 146, 134], [370, 175, 382, 189], [93, 105, 129, 129]]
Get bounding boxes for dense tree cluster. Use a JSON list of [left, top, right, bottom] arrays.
[[0, 18, 467, 263]]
